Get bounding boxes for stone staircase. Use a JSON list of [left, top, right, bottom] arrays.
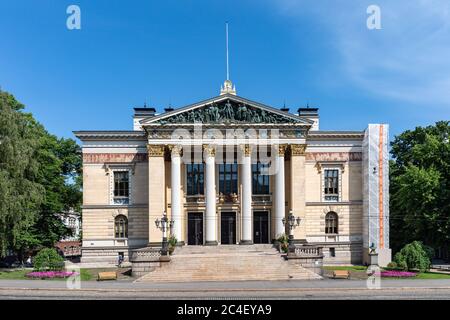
[[135, 244, 322, 282]]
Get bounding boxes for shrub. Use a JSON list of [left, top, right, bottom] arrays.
[[168, 235, 177, 255], [386, 261, 398, 269], [276, 234, 289, 253], [33, 248, 64, 271], [394, 241, 431, 272]]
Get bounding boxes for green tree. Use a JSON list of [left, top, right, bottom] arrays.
[[390, 121, 450, 256], [0, 89, 82, 258], [394, 241, 431, 272], [32, 131, 82, 247], [0, 91, 44, 257]]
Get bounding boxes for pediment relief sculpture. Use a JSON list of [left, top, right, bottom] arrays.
[[156, 99, 299, 124]]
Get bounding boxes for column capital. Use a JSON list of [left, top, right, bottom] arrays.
[[275, 144, 287, 156], [239, 144, 252, 157], [147, 144, 165, 157], [202, 144, 216, 157], [290, 144, 307, 156], [168, 145, 183, 157]]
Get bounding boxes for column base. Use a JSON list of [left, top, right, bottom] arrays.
[[176, 241, 185, 246], [239, 240, 253, 245], [205, 241, 218, 246]]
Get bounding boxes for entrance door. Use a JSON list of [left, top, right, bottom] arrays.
[[253, 211, 269, 244], [187, 212, 203, 245], [220, 212, 236, 245]]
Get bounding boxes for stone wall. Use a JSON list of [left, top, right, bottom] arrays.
[[81, 247, 132, 264], [320, 242, 363, 265]]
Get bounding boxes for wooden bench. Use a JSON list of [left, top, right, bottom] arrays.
[[332, 270, 350, 279], [97, 271, 117, 281]]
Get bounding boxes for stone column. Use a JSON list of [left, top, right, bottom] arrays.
[[290, 144, 307, 242], [147, 144, 166, 246], [204, 145, 218, 245], [274, 144, 287, 238], [240, 144, 253, 244], [169, 145, 183, 245]]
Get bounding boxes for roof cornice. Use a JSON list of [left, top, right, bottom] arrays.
[[73, 131, 146, 140], [307, 131, 364, 139]]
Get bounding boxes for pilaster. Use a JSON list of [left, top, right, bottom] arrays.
[[290, 144, 307, 240], [147, 144, 166, 245]]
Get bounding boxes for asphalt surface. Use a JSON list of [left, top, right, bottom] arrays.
[[0, 279, 449, 299]]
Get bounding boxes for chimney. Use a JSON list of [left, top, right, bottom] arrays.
[[298, 106, 319, 130], [280, 102, 289, 112], [133, 106, 156, 131], [164, 105, 174, 112]]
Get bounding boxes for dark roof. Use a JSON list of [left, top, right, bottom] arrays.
[[134, 107, 156, 113]]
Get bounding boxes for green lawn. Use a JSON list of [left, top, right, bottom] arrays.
[[0, 269, 30, 279], [0, 268, 100, 281], [413, 272, 450, 279], [322, 266, 450, 279]]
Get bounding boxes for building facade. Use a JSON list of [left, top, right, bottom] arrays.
[[55, 210, 82, 257], [74, 81, 391, 266], [57, 210, 81, 241]]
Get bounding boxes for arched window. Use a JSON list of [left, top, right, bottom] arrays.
[[115, 215, 128, 238], [325, 212, 338, 234]]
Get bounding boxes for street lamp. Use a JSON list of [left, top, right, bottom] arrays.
[[282, 210, 301, 253], [155, 211, 174, 256]]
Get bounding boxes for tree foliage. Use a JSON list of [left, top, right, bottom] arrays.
[[32, 247, 64, 271], [390, 121, 450, 256], [394, 241, 431, 272], [0, 89, 82, 258]]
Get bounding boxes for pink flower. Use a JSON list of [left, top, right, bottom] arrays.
[[26, 271, 79, 279], [380, 271, 417, 278]]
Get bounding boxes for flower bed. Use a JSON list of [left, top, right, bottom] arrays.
[[26, 271, 79, 279], [380, 271, 417, 278]]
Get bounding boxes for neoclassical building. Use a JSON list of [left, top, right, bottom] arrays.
[[74, 80, 391, 266]]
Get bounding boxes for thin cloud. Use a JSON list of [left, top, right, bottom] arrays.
[[271, 0, 450, 109]]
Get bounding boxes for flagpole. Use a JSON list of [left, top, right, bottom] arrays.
[[226, 22, 229, 81]]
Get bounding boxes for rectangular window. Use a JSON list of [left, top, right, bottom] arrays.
[[113, 171, 129, 204], [324, 169, 339, 201], [219, 163, 238, 195], [252, 162, 270, 194], [329, 247, 336, 257], [186, 163, 204, 195]]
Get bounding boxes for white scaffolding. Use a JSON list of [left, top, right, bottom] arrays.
[[362, 124, 390, 263]]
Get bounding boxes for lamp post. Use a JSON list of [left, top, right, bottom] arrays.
[[282, 210, 301, 253], [155, 211, 174, 256]]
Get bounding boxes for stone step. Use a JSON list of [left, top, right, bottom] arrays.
[[136, 245, 322, 282]]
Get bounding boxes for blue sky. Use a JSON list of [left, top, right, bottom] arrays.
[[0, 0, 449, 140]]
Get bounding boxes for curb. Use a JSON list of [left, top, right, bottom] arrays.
[[1, 286, 450, 294]]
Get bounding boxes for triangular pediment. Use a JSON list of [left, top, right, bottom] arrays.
[[140, 94, 312, 126]]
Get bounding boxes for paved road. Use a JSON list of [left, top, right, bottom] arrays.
[[0, 279, 449, 299]]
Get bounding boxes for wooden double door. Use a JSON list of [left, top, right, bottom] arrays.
[[253, 211, 269, 244], [187, 212, 203, 245], [220, 212, 236, 245]]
